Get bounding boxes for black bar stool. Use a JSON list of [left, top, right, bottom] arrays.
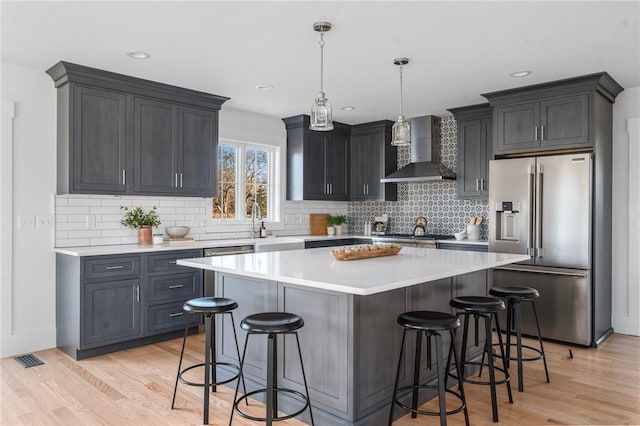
[[489, 286, 550, 392], [230, 312, 314, 426], [388, 311, 469, 426], [171, 297, 246, 425], [449, 296, 513, 422]]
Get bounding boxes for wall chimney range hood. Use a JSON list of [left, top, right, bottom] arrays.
[[381, 116, 456, 182]]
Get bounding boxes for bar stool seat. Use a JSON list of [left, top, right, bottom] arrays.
[[489, 286, 550, 392], [171, 297, 245, 425], [231, 312, 314, 425], [449, 296, 513, 423], [389, 311, 469, 426]]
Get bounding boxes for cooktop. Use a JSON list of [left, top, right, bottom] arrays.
[[374, 233, 455, 241]]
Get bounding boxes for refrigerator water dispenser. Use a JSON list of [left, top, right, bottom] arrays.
[[494, 201, 520, 241]]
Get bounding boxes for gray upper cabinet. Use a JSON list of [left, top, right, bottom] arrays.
[[71, 86, 128, 193], [46, 61, 227, 196], [350, 121, 397, 201], [283, 114, 350, 201], [483, 72, 622, 156], [448, 104, 492, 199]]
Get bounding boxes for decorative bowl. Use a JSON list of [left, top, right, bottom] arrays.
[[166, 226, 190, 238], [454, 231, 466, 240]]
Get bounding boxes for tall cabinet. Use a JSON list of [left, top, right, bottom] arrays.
[[46, 61, 227, 197], [447, 104, 492, 199], [283, 115, 350, 201]]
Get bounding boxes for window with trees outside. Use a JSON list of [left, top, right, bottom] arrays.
[[212, 142, 275, 221]]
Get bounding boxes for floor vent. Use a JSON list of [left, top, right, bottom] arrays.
[[14, 354, 44, 368]]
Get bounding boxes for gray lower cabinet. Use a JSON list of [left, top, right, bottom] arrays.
[[213, 271, 488, 425], [483, 73, 623, 155], [283, 114, 350, 201], [56, 249, 203, 360], [448, 104, 492, 199], [350, 121, 398, 201], [46, 61, 227, 196]]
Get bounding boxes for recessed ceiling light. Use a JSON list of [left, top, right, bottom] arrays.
[[126, 51, 150, 59], [510, 70, 532, 77], [255, 84, 273, 90], [340, 106, 355, 111]]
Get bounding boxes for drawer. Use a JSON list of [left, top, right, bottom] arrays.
[[148, 301, 200, 333], [147, 250, 202, 274], [148, 272, 201, 303], [84, 255, 140, 281]]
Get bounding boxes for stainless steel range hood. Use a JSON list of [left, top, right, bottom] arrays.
[[381, 115, 456, 182]]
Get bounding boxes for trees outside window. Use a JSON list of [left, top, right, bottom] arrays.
[[212, 143, 274, 221]]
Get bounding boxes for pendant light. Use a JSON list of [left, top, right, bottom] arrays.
[[391, 57, 411, 146], [310, 21, 333, 131]]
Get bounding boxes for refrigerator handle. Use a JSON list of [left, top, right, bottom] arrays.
[[527, 165, 535, 256], [535, 164, 544, 258]]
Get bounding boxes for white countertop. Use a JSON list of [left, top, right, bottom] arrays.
[[177, 247, 529, 296]]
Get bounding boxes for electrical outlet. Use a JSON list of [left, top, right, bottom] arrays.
[[88, 215, 96, 228], [37, 215, 54, 228], [19, 215, 36, 229]]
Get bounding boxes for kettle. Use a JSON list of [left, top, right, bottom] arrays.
[[413, 216, 427, 236]]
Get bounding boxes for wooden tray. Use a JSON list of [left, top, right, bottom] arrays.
[[331, 245, 401, 261]]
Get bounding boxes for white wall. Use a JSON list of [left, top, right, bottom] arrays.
[[612, 86, 640, 336], [1, 63, 57, 357]]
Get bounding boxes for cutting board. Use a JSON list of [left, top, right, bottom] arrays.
[[309, 214, 330, 235]]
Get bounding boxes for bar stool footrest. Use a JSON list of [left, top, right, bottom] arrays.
[[234, 387, 310, 422], [178, 362, 240, 387], [493, 342, 545, 362], [452, 361, 511, 386], [394, 384, 466, 417]]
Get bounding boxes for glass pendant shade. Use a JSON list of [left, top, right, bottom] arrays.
[[310, 22, 333, 131], [391, 116, 411, 146], [310, 92, 333, 131]]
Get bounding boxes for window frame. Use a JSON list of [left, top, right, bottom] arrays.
[[207, 138, 282, 230]]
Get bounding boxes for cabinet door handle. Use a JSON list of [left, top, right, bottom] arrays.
[[169, 312, 184, 318], [105, 265, 124, 270], [175, 173, 178, 187], [330, 183, 332, 194], [541, 125, 545, 141], [180, 173, 183, 188], [122, 169, 126, 185], [476, 179, 480, 191], [168, 284, 184, 289], [481, 179, 485, 191], [135, 285, 140, 302], [534, 126, 538, 141]]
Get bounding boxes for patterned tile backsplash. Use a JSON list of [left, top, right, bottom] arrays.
[[347, 116, 489, 237], [54, 116, 486, 247]]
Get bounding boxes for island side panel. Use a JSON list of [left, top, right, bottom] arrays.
[[215, 272, 278, 384], [56, 253, 81, 359], [278, 282, 354, 420], [353, 287, 407, 419]]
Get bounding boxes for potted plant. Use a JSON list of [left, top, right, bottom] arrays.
[[120, 206, 161, 244], [328, 214, 347, 236]]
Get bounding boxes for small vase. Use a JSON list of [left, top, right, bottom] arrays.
[[327, 226, 336, 236], [138, 226, 152, 244], [334, 224, 343, 236]]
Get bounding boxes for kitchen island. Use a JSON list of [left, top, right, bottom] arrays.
[[178, 247, 529, 425]]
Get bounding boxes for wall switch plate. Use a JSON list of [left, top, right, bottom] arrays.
[[19, 215, 36, 229], [87, 215, 96, 228], [37, 215, 54, 228]]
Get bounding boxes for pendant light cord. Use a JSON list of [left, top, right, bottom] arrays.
[[319, 32, 325, 94], [399, 65, 404, 117]]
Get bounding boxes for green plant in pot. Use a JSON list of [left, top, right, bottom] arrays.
[[120, 206, 161, 244], [327, 214, 347, 236]]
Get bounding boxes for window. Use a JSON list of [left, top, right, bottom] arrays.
[[212, 141, 277, 222]]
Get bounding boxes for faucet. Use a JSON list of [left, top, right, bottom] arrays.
[[251, 201, 262, 238]]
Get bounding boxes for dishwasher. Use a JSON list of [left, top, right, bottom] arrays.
[[203, 245, 254, 297]]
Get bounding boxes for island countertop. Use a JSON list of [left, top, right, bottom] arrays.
[[177, 247, 529, 296]]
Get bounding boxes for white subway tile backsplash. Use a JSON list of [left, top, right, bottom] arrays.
[[56, 222, 89, 231], [56, 238, 91, 247], [68, 198, 101, 206], [159, 200, 185, 207], [101, 198, 130, 206], [100, 229, 133, 237], [56, 206, 90, 214], [68, 214, 89, 223], [90, 237, 123, 246], [89, 206, 122, 215], [68, 230, 101, 238]]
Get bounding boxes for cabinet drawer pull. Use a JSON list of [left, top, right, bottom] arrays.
[[169, 312, 184, 318], [105, 265, 124, 270], [168, 284, 184, 289], [168, 260, 177, 264]]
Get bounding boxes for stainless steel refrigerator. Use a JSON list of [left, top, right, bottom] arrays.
[[489, 153, 609, 346]]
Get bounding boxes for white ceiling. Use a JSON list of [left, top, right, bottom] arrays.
[[2, 1, 639, 124]]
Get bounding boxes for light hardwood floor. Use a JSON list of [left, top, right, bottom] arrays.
[[1, 333, 639, 425]]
